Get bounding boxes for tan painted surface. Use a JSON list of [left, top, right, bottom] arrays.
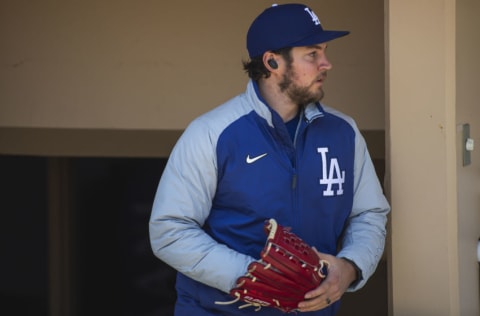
[[387, 0, 479, 315], [0, 1, 385, 131], [2, 0, 480, 315], [456, 0, 480, 314]]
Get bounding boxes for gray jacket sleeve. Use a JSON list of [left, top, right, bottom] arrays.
[[336, 127, 390, 291], [149, 119, 255, 293]]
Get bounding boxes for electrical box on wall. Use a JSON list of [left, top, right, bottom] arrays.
[[462, 123, 474, 166]]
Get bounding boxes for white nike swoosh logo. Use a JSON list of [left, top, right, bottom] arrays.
[[246, 153, 268, 164]]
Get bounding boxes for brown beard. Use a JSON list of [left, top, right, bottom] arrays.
[[278, 65, 325, 107]]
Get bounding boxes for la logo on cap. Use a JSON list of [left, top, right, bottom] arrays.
[[246, 3, 349, 58], [304, 7, 321, 26]]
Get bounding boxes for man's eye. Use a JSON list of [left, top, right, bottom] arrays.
[[309, 52, 317, 57]]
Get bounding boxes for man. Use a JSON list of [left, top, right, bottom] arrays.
[[149, 3, 390, 315]]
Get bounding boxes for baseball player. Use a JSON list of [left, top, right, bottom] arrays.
[[149, 3, 390, 315]]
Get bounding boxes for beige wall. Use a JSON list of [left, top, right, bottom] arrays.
[[4, 0, 479, 315], [387, 0, 457, 312], [456, 0, 480, 314], [0, 0, 385, 133], [387, 0, 479, 315]]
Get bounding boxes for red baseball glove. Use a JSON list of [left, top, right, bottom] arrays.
[[216, 218, 329, 313]]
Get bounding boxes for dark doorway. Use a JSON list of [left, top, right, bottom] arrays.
[[0, 155, 49, 316], [71, 157, 176, 316], [0, 155, 178, 316]]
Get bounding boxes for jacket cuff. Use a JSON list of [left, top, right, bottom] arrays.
[[339, 257, 363, 289]]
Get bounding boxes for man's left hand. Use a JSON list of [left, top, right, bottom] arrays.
[[297, 249, 357, 312]]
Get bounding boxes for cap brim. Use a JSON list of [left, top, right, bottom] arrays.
[[290, 30, 350, 47]]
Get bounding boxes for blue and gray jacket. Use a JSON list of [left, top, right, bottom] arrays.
[[149, 80, 390, 315]]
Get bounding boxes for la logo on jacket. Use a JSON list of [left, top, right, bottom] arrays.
[[317, 147, 345, 196]]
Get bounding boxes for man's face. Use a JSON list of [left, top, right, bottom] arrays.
[[278, 43, 332, 106]]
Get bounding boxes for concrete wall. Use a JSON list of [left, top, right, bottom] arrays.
[[0, 0, 385, 133], [3, 0, 479, 315], [456, 0, 480, 314], [386, 0, 480, 315]]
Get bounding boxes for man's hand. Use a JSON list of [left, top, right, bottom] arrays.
[[297, 249, 357, 312]]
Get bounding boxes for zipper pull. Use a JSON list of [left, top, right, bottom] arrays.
[[291, 174, 297, 189]]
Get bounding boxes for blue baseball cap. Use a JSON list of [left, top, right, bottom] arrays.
[[247, 3, 350, 58]]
